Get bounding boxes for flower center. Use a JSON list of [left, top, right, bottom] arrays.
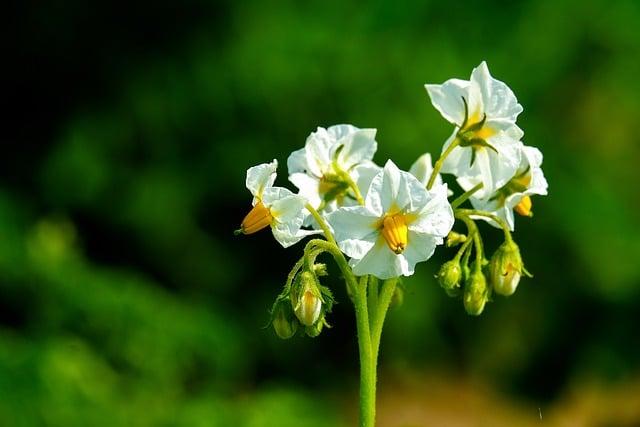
[[318, 173, 350, 204], [514, 196, 532, 217], [241, 201, 273, 234], [381, 214, 408, 254]]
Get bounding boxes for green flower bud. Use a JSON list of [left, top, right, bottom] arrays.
[[272, 303, 298, 339], [305, 319, 324, 337], [313, 263, 328, 277], [490, 240, 525, 296], [446, 231, 467, 247], [291, 271, 322, 327], [437, 260, 462, 297], [463, 269, 489, 316]]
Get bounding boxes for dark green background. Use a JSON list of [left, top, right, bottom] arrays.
[[3, 0, 640, 425]]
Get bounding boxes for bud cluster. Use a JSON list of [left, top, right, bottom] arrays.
[[269, 264, 335, 339], [437, 232, 530, 316]]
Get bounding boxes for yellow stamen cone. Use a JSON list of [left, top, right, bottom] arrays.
[[382, 214, 408, 254], [240, 201, 273, 234], [514, 196, 533, 217]]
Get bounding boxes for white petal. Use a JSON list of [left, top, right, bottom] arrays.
[[409, 184, 454, 237], [326, 206, 379, 260], [287, 147, 309, 175], [451, 132, 522, 196], [470, 61, 522, 123], [402, 231, 440, 271], [425, 79, 470, 126], [246, 160, 277, 201], [271, 220, 318, 248], [304, 127, 334, 177], [351, 238, 409, 279], [353, 162, 381, 199], [337, 127, 378, 170], [326, 124, 360, 140], [289, 173, 322, 208], [409, 153, 440, 187], [379, 160, 406, 213], [264, 188, 306, 223]]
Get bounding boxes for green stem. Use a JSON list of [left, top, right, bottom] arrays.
[[450, 182, 483, 209], [455, 213, 485, 264], [338, 169, 366, 206], [305, 203, 337, 246], [367, 276, 379, 329], [370, 279, 397, 370], [456, 208, 513, 243], [427, 136, 460, 190], [353, 277, 375, 427]]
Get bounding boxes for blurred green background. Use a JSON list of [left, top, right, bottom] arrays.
[[4, 0, 640, 425]]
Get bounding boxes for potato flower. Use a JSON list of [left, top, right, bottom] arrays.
[[238, 160, 317, 247], [287, 125, 380, 213], [425, 61, 523, 197], [470, 144, 548, 230], [327, 160, 454, 279]]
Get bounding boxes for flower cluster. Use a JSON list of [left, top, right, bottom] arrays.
[[237, 61, 548, 338]]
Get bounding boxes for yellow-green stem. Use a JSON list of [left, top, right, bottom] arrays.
[[427, 136, 460, 190]]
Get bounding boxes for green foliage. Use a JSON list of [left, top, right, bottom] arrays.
[[4, 0, 640, 424]]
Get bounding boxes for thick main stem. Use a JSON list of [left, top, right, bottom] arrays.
[[353, 278, 375, 427]]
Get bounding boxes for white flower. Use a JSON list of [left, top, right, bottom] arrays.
[[470, 145, 548, 230], [425, 61, 523, 197], [239, 160, 317, 247], [287, 125, 379, 212], [326, 160, 454, 279]]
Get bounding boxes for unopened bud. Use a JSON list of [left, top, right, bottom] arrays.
[[292, 271, 322, 327], [437, 260, 462, 297], [313, 263, 328, 277], [305, 319, 324, 337], [463, 270, 489, 316], [490, 240, 525, 296], [446, 231, 467, 247], [272, 303, 298, 339]]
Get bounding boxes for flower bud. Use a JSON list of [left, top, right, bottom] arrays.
[[272, 303, 298, 339], [490, 240, 525, 296], [313, 263, 328, 277], [437, 260, 462, 297], [463, 270, 489, 316], [305, 319, 324, 337], [446, 231, 467, 247], [292, 271, 322, 327]]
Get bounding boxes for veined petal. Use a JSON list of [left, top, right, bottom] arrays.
[[326, 206, 379, 260], [425, 79, 470, 126], [304, 127, 334, 177], [402, 231, 439, 270], [288, 173, 322, 208], [246, 160, 278, 201], [379, 160, 405, 213], [326, 124, 360, 141], [409, 153, 442, 187], [271, 220, 318, 248], [353, 162, 381, 199], [351, 238, 410, 279], [409, 184, 454, 237], [337, 127, 378, 170], [264, 188, 307, 223], [287, 147, 309, 175], [471, 61, 523, 123]]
